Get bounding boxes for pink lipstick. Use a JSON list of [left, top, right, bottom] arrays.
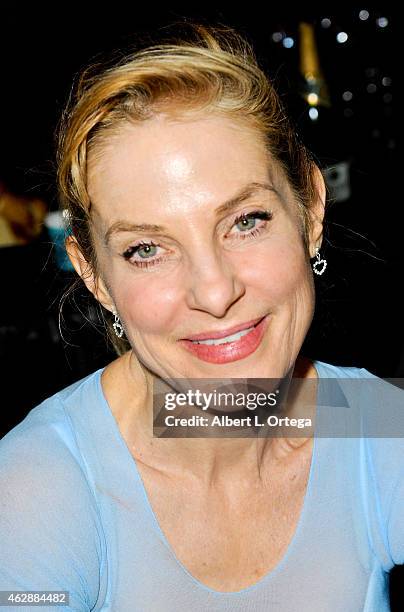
[[178, 316, 268, 364]]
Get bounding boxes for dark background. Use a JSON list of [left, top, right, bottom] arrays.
[[0, 4, 401, 607]]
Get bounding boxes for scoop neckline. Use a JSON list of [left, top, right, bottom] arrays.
[[95, 359, 325, 596]]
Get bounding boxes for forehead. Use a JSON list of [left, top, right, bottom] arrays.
[[87, 113, 287, 222]]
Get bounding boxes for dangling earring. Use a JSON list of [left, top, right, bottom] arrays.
[[312, 247, 327, 276], [112, 309, 124, 338]]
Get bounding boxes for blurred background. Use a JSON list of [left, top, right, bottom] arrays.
[[0, 4, 401, 606]]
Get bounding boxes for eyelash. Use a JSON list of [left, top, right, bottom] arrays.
[[121, 209, 273, 268]]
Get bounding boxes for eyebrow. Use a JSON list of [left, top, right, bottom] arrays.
[[103, 181, 277, 246]]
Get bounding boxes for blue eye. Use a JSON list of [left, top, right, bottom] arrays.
[[233, 210, 272, 232], [137, 244, 158, 258], [121, 209, 273, 270], [236, 215, 257, 231], [123, 241, 159, 261]]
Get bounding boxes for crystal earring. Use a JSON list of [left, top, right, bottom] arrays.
[[312, 247, 327, 276], [112, 309, 124, 338]]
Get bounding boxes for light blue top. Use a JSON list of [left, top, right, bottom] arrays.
[[0, 360, 403, 611]]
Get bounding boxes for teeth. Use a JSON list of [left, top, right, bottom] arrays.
[[191, 326, 254, 346]]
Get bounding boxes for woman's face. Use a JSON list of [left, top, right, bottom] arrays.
[[81, 113, 324, 379]]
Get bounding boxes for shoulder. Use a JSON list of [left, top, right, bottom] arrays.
[[314, 359, 404, 506], [0, 367, 109, 508], [0, 367, 105, 512], [314, 359, 404, 436], [314, 360, 404, 565], [363, 418, 404, 566], [0, 367, 103, 463], [0, 367, 109, 530], [317, 361, 404, 565], [0, 369, 107, 608], [313, 358, 375, 379]]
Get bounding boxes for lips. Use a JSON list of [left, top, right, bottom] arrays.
[[178, 315, 269, 364], [182, 316, 265, 342]]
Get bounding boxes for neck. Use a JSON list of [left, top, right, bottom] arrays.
[[103, 351, 318, 486]]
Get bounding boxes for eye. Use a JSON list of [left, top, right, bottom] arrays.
[[235, 214, 258, 231], [122, 240, 163, 267], [136, 243, 158, 258], [229, 210, 272, 238]]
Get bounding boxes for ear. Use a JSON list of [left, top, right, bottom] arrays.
[[307, 164, 326, 258], [65, 235, 115, 313]]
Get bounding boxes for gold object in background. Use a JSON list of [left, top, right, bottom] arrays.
[[299, 22, 330, 107]]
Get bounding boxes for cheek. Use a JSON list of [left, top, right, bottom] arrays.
[[235, 237, 311, 303], [115, 273, 181, 334]]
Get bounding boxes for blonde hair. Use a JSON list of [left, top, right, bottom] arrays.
[[56, 22, 318, 356]]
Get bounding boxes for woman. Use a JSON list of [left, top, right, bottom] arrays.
[[0, 24, 403, 611]]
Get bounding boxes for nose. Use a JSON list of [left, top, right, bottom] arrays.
[[185, 249, 246, 317]]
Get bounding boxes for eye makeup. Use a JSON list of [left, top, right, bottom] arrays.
[[121, 208, 273, 269]]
